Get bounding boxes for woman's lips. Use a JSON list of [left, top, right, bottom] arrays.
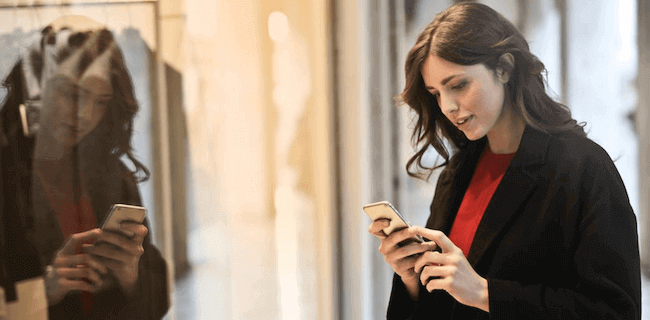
[[61, 123, 82, 133], [456, 115, 472, 129]]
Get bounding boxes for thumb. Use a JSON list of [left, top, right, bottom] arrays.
[[60, 228, 100, 255]]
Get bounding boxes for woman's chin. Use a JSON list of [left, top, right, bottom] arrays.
[[461, 130, 485, 141], [52, 129, 85, 147]]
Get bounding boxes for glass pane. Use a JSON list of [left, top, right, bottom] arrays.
[[0, 10, 168, 318]]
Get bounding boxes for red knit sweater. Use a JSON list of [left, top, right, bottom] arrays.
[[449, 147, 515, 257]]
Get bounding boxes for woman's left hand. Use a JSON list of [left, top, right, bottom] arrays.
[[413, 227, 489, 312], [81, 223, 148, 296]]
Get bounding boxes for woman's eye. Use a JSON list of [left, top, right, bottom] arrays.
[[452, 81, 467, 90], [97, 99, 110, 108]]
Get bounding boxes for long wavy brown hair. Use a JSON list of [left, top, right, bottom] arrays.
[[1, 26, 150, 182], [402, 2, 585, 179]]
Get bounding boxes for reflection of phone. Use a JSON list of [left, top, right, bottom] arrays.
[[363, 201, 424, 243], [101, 204, 146, 235]]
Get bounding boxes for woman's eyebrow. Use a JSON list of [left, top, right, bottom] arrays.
[[425, 73, 463, 90], [78, 84, 113, 97]]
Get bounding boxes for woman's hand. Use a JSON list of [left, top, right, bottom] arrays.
[[81, 222, 148, 296], [368, 219, 437, 299], [45, 229, 108, 306], [413, 227, 489, 312]]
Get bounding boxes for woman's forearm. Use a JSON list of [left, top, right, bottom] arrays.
[[402, 275, 420, 300]]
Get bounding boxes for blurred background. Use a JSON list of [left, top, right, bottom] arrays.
[[0, 0, 648, 319]]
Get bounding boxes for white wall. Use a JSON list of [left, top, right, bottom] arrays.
[[566, 0, 638, 215]]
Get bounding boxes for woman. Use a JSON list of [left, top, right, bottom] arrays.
[[368, 3, 641, 319], [1, 20, 169, 319]]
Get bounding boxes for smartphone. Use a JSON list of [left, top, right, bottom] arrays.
[[363, 201, 424, 243], [101, 204, 147, 235]]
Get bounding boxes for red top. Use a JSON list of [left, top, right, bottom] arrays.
[[448, 147, 515, 257], [37, 168, 97, 316]]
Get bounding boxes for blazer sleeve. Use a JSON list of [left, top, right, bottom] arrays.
[[387, 273, 418, 319], [487, 151, 641, 319], [386, 164, 457, 319], [91, 174, 170, 320]]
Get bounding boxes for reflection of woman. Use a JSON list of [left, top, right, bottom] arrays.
[[368, 3, 641, 319], [1, 21, 168, 319]]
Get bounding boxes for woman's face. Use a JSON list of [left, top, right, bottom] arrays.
[[421, 54, 509, 141], [42, 49, 112, 147]]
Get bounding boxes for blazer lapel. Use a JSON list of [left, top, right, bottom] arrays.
[[466, 126, 549, 266]]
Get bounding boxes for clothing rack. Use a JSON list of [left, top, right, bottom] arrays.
[[0, 0, 156, 10]]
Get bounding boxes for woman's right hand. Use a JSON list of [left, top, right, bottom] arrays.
[[45, 229, 108, 306], [368, 219, 437, 298]]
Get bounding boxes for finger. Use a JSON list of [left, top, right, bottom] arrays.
[[419, 265, 451, 286], [77, 246, 111, 273], [412, 227, 457, 253], [101, 226, 134, 239], [59, 278, 96, 293], [99, 256, 128, 272], [372, 230, 388, 239], [368, 218, 390, 234], [422, 241, 439, 252], [55, 253, 108, 274], [83, 243, 129, 263], [60, 229, 101, 255], [425, 277, 450, 293], [96, 229, 139, 250], [56, 266, 96, 281], [383, 226, 422, 249], [56, 267, 103, 288], [120, 222, 148, 242], [393, 241, 435, 260], [393, 255, 421, 275], [414, 251, 445, 274]]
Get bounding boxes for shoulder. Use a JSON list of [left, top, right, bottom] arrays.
[[543, 131, 630, 203], [546, 131, 616, 173]]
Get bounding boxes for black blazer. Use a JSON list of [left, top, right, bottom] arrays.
[[388, 126, 641, 319], [32, 160, 170, 320], [1, 97, 169, 319]]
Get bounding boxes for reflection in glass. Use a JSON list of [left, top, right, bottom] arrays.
[[1, 18, 169, 319]]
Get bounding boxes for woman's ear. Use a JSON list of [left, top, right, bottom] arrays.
[[495, 53, 515, 84]]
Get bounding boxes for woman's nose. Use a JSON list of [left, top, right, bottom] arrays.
[[439, 93, 459, 115], [77, 99, 94, 124]]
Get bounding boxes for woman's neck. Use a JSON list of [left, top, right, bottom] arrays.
[[33, 128, 75, 161], [486, 107, 526, 154]]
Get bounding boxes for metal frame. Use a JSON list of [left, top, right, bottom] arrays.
[[0, 0, 156, 9], [0, 2, 175, 317]]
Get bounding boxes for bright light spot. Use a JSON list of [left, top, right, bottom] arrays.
[[268, 11, 289, 43]]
